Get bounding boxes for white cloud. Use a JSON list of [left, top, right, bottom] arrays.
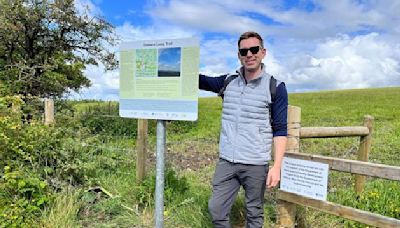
[[200, 38, 238, 75], [148, 0, 400, 39], [279, 33, 400, 92], [116, 21, 197, 42], [150, 0, 267, 34], [70, 64, 119, 100]]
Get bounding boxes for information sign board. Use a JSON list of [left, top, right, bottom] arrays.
[[119, 38, 199, 121]]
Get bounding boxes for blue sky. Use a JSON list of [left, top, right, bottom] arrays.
[[158, 48, 181, 72], [73, 0, 400, 100]]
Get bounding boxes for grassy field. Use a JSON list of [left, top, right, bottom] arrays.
[[74, 87, 399, 227], [4, 87, 398, 227]]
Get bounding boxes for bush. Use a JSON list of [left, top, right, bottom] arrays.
[[0, 166, 50, 227]]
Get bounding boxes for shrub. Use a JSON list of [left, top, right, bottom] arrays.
[[0, 166, 50, 227]]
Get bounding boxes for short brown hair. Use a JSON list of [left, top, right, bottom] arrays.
[[238, 31, 264, 48]]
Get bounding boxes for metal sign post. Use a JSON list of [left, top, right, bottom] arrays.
[[155, 120, 166, 228]]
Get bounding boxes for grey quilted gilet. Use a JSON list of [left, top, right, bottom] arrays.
[[219, 68, 278, 165]]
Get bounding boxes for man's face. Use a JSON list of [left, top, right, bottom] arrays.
[[238, 37, 266, 73]]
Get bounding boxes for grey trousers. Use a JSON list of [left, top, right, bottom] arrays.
[[208, 158, 269, 228]]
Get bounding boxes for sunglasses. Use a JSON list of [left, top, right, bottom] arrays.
[[239, 46, 261, 56]]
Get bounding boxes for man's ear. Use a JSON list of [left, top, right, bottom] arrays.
[[261, 48, 267, 58]]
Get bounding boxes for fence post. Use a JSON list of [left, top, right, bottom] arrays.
[[11, 100, 20, 113], [44, 98, 54, 125], [136, 119, 148, 184], [276, 105, 301, 228], [355, 115, 374, 194]]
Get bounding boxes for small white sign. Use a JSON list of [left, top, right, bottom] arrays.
[[280, 157, 329, 201]]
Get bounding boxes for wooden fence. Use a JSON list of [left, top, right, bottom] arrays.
[[276, 106, 400, 228]]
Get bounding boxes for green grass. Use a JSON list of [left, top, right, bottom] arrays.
[[41, 189, 82, 228], [38, 87, 400, 227]]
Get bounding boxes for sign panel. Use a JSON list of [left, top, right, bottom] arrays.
[[119, 38, 200, 121], [280, 157, 329, 201]]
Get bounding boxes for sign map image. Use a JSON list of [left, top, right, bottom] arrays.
[[135, 49, 157, 77]]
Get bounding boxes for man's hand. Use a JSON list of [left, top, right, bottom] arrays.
[[266, 165, 281, 189]]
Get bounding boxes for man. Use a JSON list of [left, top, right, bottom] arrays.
[[199, 31, 288, 227]]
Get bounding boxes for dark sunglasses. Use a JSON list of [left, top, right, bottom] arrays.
[[239, 46, 261, 56]]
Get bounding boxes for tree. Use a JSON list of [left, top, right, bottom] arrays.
[[0, 0, 117, 98]]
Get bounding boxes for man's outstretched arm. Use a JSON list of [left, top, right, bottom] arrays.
[[267, 83, 288, 188], [199, 74, 227, 93]]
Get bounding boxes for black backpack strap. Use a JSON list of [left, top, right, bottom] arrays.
[[218, 74, 238, 98], [270, 75, 277, 103], [269, 75, 277, 128]]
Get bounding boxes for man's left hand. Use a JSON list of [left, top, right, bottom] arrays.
[[266, 165, 281, 189]]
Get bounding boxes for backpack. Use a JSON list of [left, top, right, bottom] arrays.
[[217, 74, 277, 126]]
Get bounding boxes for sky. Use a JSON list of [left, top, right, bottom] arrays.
[[158, 48, 181, 72], [72, 0, 400, 100]]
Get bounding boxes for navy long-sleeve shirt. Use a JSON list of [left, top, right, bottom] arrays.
[[199, 74, 288, 137]]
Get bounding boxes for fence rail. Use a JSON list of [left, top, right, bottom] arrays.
[[278, 191, 400, 228], [300, 126, 369, 138], [285, 152, 400, 181]]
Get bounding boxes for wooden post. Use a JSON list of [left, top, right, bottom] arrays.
[[355, 115, 374, 194], [136, 119, 148, 184], [11, 102, 20, 113], [276, 105, 301, 228], [44, 98, 54, 125]]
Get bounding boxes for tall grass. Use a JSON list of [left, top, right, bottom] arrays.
[[41, 189, 82, 228]]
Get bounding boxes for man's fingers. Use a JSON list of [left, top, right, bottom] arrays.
[[267, 176, 275, 189], [267, 177, 280, 188], [266, 175, 272, 188]]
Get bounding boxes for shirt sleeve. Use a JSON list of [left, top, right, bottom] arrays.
[[272, 82, 288, 137], [199, 74, 227, 93]]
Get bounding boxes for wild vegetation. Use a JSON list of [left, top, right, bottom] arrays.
[[1, 87, 399, 227]]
